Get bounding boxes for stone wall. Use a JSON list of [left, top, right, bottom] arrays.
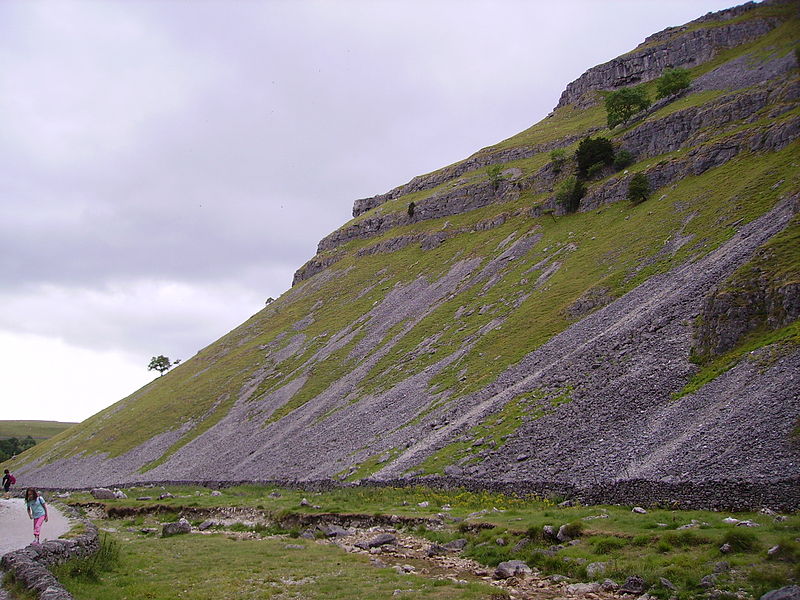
[[0, 517, 98, 600]]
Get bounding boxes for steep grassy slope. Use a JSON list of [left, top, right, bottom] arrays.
[[5, 0, 799, 507]]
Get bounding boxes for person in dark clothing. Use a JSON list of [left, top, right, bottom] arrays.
[[3, 469, 15, 498]]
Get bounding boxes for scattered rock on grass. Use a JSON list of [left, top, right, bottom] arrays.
[[620, 575, 647, 594], [162, 518, 191, 537], [90, 488, 115, 500], [632, 506, 647, 514], [760, 585, 800, 600], [566, 583, 601, 594], [586, 561, 608, 578], [494, 560, 532, 579], [355, 533, 397, 549]]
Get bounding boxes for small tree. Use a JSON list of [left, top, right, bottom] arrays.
[[605, 85, 651, 128], [549, 148, 567, 173], [655, 67, 691, 99], [407, 202, 415, 218], [576, 136, 615, 179], [148, 355, 173, 376], [613, 149, 635, 171], [487, 164, 504, 191], [627, 173, 651, 205], [556, 176, 586, 214]]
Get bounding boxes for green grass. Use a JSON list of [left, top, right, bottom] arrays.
[[49, 484, 799, 600], [52, 530, 497, 600], [0, 420, 77, 440]]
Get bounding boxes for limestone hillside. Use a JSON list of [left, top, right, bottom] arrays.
[[8, 0, 800, 509]]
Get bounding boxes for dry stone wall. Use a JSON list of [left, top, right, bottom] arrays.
[[0, 519, 98, 600]]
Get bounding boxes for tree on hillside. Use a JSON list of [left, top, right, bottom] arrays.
[[575, 136, 615, 179], [556, 176, 586, 214], [148, 355, 173, 376], [655, 67, 692, 99], [487, 164, 504, 191], [605, 85, 651, 128], [627, 173, 651, 205]]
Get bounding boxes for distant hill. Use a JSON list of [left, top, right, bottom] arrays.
[[7, 0, 799, 509], [0, 420, 77, 441]]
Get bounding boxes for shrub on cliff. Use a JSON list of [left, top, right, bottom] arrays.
[[613, 149, 634, 171], [627, 173, 651, 205], [656, 67, 692, 99], [556, 176, 586, 213], [549, 148, 567, 174], [605, 85, 651, 128], [487, 164, 504, 190], [576, 136, 615, 179]]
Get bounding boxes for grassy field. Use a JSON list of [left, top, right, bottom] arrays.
[[0, 420, 76, 440], [16, 484, 795, 600]]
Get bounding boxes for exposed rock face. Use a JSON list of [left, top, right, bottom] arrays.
[[351, 129, 601, 218], [555, 6, 780, 109]]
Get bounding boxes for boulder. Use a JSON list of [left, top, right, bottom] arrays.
[[566, 583, 601, 594], [90, 488, 116, 500], [318, 524, 351, 538], [761, 586, 800, 600], [494, 560, 532, 579], [632, 506, 648, 514], [586, 561, 608, 578], [443, 538, 468, 551], [113, 489, 127, 499], [355, 533, 396, 549], [198, 520, 215, 531], [159, 492, 174, 500], [620, 575, 647, 594], [162, 518, 191, 537], [601, 579, 620, 591]]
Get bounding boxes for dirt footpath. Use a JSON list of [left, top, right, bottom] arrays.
[[0, 498, 71, 556]]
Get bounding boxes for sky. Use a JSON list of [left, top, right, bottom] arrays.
[[0, 0, 740, 423]]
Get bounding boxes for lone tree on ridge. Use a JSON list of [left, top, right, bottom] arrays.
[[148, 355, 173, 376]]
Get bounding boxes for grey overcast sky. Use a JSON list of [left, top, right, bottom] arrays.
[[1, 0, 738, 422]]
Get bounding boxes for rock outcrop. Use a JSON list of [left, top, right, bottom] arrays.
[[555, 2, 781, 109]]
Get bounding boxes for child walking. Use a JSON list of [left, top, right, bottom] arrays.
[[2, 469, 14, 498], [24, 487, 48, 544]]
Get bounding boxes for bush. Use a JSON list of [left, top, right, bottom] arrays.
[[627, 173, 651, 205], [592, 536, 627, 554], [550, 148, 567, 173], [487, 164, 504, 190], [559, 520, 585, 539], [605, 85, 651, 128], [613, 149, 634, 170], [663, 530, 710, 547], [721, 529, 760, 553], [555, 176, 586, 214], [576, 136, 615, 179], [656, 67, 692, 99]]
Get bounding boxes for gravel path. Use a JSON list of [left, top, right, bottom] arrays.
[[0, 498, 71, 556]]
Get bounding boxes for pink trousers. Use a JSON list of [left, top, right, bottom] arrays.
[[33, 516, 45, 537]]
